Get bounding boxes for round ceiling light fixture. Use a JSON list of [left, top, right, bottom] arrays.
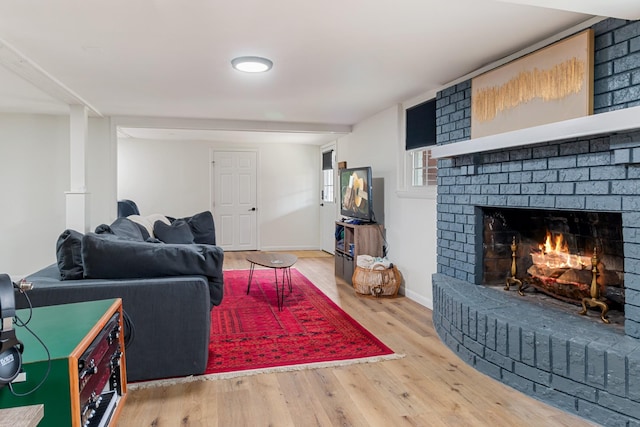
[[231, 56, 273, 73]]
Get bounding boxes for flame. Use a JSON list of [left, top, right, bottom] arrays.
[[530, 231, 590, 269]]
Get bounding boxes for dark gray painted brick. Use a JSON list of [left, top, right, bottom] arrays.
[[521, 183, 545, 195], [555, 196, 586, 210], [632, 36, 640, 54], [500, 184, 520, 194], [594, 62, 614, 80], [508, 324, 521, 360], [486, 195, 507, 206], [489, 173, 508, 184], [559, 168, 590, 181], [615, 52, 640, 74], [496, 319, 508, 356], [613, 85, 640, 104], [535, 332, 551, 371], [533, 386, 578, 413], [514, 362, 551, 386], [522, 159, 547, 170], [595, 42, 630, 63], [546, 182, 575, 195], [591, 166, 626, 180], [521, 330, 535, 365], [595, 32, 614, 50], [501, 370, 534, 394], [623, 196, 640, 211], [613, 180, 640, 194], [594, 92, 614, 109], [560, 141, 590, 156], [578, 400, 634, 427], [551, 375, 597, 402], [606, 348, 628, 397], [614, 21, 640, 44], [473, 357, 501, 380], [586, 195, 622, 211], [594, 73, 631, 95], [551, 336, 569, 376], [575, 181, 610, 195], [532, 145, 559, 159], [532, 170, 558, 182], [548, 156, 577, 169], [585, 345, 606, 388], [507, 195, 529, 206], [598, 391, 640, 419], [530, 195, 556, 208], [568, 340, 587, 382], [508, 171, 533, 183]]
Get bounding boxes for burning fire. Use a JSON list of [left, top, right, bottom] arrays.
[[530, 231, 590, 269]]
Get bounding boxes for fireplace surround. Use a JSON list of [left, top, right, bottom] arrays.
[[429, 18, 640, 426], [432, 129, 640, 426]]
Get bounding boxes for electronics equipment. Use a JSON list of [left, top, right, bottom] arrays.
[[0, 274, 23, 387], [406, 98, 436, 150], [340, 166, 375, 222], [78, 312, 123, 427]]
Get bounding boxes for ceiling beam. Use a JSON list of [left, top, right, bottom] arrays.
[[0, 37, 102, 117]]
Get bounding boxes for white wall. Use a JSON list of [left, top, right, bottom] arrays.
[[118, 138, 320, 250], [0, 114, 69, 278], [336, 105, 438, 308], [0, 113, 117, 279]]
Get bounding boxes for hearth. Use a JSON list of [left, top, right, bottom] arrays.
[[483, 207, 625, 322]]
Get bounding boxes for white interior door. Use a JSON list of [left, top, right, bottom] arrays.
[[212, 151, 257, 251], [320, 144, 336, 254]]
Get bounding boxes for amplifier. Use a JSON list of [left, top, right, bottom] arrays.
[[79, 312, 123, 427]]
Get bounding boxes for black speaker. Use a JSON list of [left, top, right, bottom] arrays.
[[0, 274, 22, 387]]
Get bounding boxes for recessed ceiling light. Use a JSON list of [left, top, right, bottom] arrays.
[[231, 56, 273, 73]]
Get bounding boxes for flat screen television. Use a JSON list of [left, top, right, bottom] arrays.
[[339, 166, 374, 222]]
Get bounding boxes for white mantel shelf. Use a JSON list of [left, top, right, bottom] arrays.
[[430, 105, 640, 159]]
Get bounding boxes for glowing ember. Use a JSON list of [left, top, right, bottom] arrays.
[[530, 231, 590, 269]]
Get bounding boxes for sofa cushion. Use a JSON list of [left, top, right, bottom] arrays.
[[128, 214, 170, 238], [179, 211, 216, 245], [81, 232, 224, 307], [56, 229, 84, 280], [154, 220, 195, 244]]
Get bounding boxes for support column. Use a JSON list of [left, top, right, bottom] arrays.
[[65, 105, 91, 232]]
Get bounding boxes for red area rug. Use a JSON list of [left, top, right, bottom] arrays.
[[205, 268, 396, 376]]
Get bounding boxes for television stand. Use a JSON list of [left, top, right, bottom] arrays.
[[334, 221, 384, 285]]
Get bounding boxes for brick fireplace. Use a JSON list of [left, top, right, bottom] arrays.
[[430, 18, 640, 427]]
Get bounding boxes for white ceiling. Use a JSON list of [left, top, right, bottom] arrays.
[[0, 0, 638, 144]]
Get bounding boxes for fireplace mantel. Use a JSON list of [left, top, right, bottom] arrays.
[[430, 105, 640, 159]]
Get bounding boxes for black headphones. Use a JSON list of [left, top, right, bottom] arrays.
[[0, 274, 23, 387]]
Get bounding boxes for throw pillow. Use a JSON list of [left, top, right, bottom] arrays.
[[108, 217, 145, 241], [153, 220, 195, 244], [56, 229, 84, 280], [180, 211, 216, 245]]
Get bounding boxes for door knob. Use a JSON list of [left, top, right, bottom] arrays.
[[248, 207, 256, 211]]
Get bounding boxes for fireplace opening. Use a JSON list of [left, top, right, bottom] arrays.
[[482, 207, 625, 323]]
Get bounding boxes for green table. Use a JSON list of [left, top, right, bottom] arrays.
[[0, 299, 126, 427]]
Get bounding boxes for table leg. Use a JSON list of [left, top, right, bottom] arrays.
[[285, 267, 293, 293], [246, 262, 256, 295], [274, 268, 283, 311]]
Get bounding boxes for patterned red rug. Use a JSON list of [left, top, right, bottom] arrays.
[[205, 268, 396, 376]]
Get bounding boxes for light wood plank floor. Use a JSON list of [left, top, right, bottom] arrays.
[[116, 251, 596, 426]]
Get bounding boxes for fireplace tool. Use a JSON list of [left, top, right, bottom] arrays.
[[504, 236, 528, 296], [579, 247, 610, 324]]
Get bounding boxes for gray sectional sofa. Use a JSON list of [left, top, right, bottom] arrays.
[[16, 211, 224, 382]]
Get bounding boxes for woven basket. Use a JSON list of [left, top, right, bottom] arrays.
[[352, 265, 401, 297]]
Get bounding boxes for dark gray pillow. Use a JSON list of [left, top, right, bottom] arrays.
[[154, 220, 195, 244], [109, 217, 146, 241], [179, 211, 216, 245], [56, 229, 84, 280]]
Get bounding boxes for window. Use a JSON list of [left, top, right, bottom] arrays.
[[411, 148, 437, 187], [322, 150, 334, 202]]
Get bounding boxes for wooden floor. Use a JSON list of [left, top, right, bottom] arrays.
[[116, 251, 595, 427]]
